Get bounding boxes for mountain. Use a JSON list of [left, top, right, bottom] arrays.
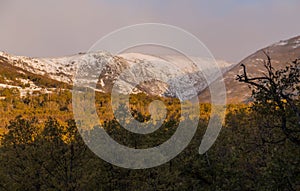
[[200, 35, 300, 103], [1, 35, 299, 102], [0, 53, 69, 97], [0, 51, 234, 100]]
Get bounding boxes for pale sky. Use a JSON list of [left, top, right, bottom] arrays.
[[0, 0, 299, 62]]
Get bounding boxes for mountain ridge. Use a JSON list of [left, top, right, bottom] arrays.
[[200, 35, 300, 103], [0, 51, 234, 100], [1, 35, 299, 102]]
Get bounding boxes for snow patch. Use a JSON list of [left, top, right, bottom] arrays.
[[292, 40, 300, 49], [274, 41, 288, 46]]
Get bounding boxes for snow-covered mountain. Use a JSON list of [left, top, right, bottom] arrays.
[[1, 35, 299, 102], [0, 51, 234, 99], [0, 51, 77, 84]]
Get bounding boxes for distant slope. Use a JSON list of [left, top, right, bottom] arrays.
[[0, 54, 70, 96], [200, 35, 300, 103], [0, 51, 234, 99]]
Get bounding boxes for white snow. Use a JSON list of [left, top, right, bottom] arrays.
[[292, 40, 300, 49], [99, 79, 105, 87], [0, 79, 53, 97], [293, 44, 300, 49], [274, 41, 288, 46]]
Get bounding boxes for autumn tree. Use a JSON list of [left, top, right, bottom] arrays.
[[0, 117, 90, 190]]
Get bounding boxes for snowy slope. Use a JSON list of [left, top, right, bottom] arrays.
[[0, 51, 235, 99]]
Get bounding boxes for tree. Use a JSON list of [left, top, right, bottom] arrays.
[[0, 116, 42, 190], [0, 117, 90, 190], [237, 52, 300, 145], [37, 118, 89, 190]]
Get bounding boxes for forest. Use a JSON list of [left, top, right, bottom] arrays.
[[0, 58, 299, 190]]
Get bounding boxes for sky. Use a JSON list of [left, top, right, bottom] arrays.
[[0, 0, 299, 62]]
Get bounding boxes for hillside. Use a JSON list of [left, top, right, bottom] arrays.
[[200, 35, 300, 103], [0, 51, 234, 100], [0, 55, 69, 97]]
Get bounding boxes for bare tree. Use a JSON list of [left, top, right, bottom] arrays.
[[236, 51, 300, 145]]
